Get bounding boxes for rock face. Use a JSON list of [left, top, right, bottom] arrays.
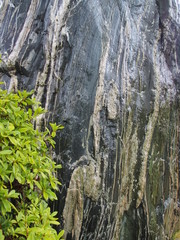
[[0, 0, 180, 239]]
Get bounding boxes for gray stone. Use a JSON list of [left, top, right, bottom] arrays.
[[0, 0, 180, 239]]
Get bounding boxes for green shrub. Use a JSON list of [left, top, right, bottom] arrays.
[[0, 83, 64, 239]]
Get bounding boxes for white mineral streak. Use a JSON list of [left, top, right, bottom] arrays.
[[164, 198, 180, 237], [113, 7, 140, 239], [136, 1, 149, 30], [35, 0, 71, 128], [107, 81, 119, 120], [169, 0, 180, 24], [8, 0, 39, 63], [35, 0, 61, 103], [169, 137, 179, 200], [92, 41, 109, 156], [0, 0, 3, 9], [136, 32, 161, 208], [117, 6, 138, 208], [44, 2, 62, 111], [44, 0, 71, 111], [171, 0, 180, 74], [63, 160, 101, 240], [8, 74, 17, 93], [121, 126, 138, 201], [63, 167, 84, 240], [0, 0, 8, 23], [114, 116, 139, 239], [5, 0, 39, 92], [121, 9, 131, 101]]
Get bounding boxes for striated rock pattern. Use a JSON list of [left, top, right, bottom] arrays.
[[0, 0, 180, 239]]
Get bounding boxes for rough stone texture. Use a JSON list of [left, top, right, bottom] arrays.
[[0, 0, 180, 239]]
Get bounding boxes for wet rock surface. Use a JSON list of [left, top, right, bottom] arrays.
[[0, 0, 180, 239]]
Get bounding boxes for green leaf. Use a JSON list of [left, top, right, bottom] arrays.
[[58, 230, 64, 239], [16, 150, 25, 159], [52, 131, 56, 137], [13, 163, 19, 175], [16, 212, 24, 222], [2, 199, 11, 212], [0, 230, 5, 240], [8, 190, 19, 198], [16, 174, 24, 184], [0, 123, 4, 131], [19, 163, 26, 172], [40, 171, 47, 179], [10, 173, 14, 183], [50, 179, 57, 189], [43, 191, 49, 201], [46, 189, 57, 200], [27, 231, 35, 240], [51, 211, 58, 217], [8, 123, 15, 131], [28, 108, 32, 118], [15, 227, 26, 236], [34, 106, 45, 117], [50, 123, 57, 132], [0, 107, 7, 114], [18, 127, 29, 132], [0, 150, 12, 155], [34, 180, 42, 190], [50, 220, 60, 225], [8, 136, 19, 146], [9, 201, 18, 213], [55, 164, 62, 169]]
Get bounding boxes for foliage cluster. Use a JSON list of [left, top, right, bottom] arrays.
[[0, 84, 64, 239]]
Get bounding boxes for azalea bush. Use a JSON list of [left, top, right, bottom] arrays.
[[0, 84, 64, 239]]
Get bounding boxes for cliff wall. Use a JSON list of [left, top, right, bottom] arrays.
[[0, 0, 180, 239]]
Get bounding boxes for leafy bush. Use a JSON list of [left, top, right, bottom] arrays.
[[0, 84, 64, 239]]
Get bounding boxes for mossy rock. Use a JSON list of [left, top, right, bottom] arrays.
[[173, 231, 180, 240]]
